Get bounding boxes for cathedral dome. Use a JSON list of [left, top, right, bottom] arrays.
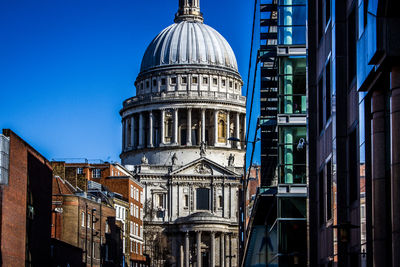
[[139, 21, 239, 74]]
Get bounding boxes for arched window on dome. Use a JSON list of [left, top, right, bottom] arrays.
[[218, 113, 227, 143]]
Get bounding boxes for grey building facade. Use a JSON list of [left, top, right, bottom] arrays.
[[308, 0, 400, 266]]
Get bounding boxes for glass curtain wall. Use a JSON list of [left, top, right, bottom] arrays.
[[278, 0, 306, 45], [279, 57, 307, 114]]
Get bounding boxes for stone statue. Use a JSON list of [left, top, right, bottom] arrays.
[[141, 154, 148, 164], [200, 141, 207, 157], [228, 153, 235, 166], [172, 153, 178, 165]]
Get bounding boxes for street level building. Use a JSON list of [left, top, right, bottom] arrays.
[[308, 0, 400, 266], [95, 164, 146, 267], [52, 175, 121, 267], [243, 0, 308, 266], [120, 1, 246, 266], [0, 129, 53, 267]]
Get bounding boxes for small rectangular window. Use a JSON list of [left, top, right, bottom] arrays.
[[77, 168, 83, 175], [235, 83, 238, 90], [229, 81, 233, 88], [171, 77, 177, 84], [219, 195, 223, 207], [192, 76, 198, 84], [318, 79, 324, 133], [161, 78, 166, 85], [182, 77, 187, 84], [92, 169, 101, 178], [325, 61, 331, 121], [319, 170, 324, 225], [326, 160, 332, 221], [203, 77, 208, 84], [325, 0, 331, 24], [146, 81, 150, 88], [222, 79, 226, 87], [213, 78, 218, 85], [184, 195, 189, 207], [81, 212, 85, 227], [153, 79, 157, 87]]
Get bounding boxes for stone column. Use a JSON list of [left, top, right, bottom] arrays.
[[235, 113, 241, 149], [196, 231, 202, 267], [225, 234, 230, 267], [130, 116, 135, 148], [391, 66, 400, 267], [210, 232, 215, 267], [214, 110, 218, 146], [161, 109, 165, 145], [122, 119, 126, 151], [243, 114, 246, 146], [187, 108, 192, 146], [149, 111, 154, 148], [201, 109, 206, 143], [371, 90, 389, 267], [174, 108, 179, 145], [220, 233, 225, 267], [124, 118, 129, 150], [180, 243, 184, 267], [138, 113, 144, 148], [185, 232, 190, 267], [226, 111, 230, 146]]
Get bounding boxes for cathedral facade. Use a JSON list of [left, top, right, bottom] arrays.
[[120, 1, 245, 266]]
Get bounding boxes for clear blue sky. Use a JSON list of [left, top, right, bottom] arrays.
[[0, 0, 260, 164]]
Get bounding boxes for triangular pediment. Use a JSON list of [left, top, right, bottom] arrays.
[[170, 157, 240, 177]]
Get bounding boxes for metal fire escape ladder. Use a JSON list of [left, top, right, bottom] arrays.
[[260, 1, 278, 186]]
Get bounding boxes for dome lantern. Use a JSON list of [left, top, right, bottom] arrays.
[[175, 0, 203, 23]]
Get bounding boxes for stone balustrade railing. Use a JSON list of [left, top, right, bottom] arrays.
[[123, 91, 246, 107]]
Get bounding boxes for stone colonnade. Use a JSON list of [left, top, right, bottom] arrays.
[[122, 108, 245, 151], [178, 230, 235, 267]]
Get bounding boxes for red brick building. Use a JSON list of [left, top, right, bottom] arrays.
[[52, 175, 122, 267], [0, 129, 53, 267], [51, 161, 146, 267], [245, 165, 261, 227]]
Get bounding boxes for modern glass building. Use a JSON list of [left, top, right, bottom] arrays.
[[243, 0, 308, 266], [308, 0, 400, 266]]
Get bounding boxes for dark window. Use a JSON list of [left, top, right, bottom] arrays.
[[326, 0, 331, 24], [318, 0, 323, 41], [348, 9, 356, 81], [153, 79, 157, 87], [196, 188, 210, 210], [171, 77, 177, 84], [326, 61, 331, 121], [92, 169, 101, 178], [319, 169, 324, 225], [218, 195, 223, 207], [182, 77, 187, 84], [192, 76, 198, 84], [222, 79, 226, 87], [146, 81, 150, 88], [213, 78, 218, 85], [349, 130, 358, 203], [203, 77, 208, 84], [326, 160, 332, 221], [184, 195, 189, 207], [229, 81, 233, 88], [161, 78, 166, 85], [318, 79, 324, 133]]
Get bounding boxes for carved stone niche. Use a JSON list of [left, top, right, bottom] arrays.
[[194, 163, 213, 175]]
